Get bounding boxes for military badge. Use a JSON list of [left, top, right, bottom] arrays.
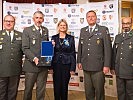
[[97, 39, 100, 44], [131, 64, 133, 67], [2, 32, 6, 35]]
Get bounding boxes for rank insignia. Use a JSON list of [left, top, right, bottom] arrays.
[[129, 32, 133, 37], [2, 32, 6, 35], [15, 33, 18, 35]]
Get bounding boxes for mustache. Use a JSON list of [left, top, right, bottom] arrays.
[[123, 28, 130, 32]]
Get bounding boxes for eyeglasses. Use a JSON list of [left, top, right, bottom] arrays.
[[122, 22, 132, 25], [4, 20, 15, 23]]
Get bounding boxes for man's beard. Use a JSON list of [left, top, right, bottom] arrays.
[[124, 28, 130, 32]]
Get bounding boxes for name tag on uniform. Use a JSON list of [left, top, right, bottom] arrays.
[[0, 45, 2, 49]]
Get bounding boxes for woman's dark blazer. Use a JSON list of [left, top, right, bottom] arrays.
[[51, 33, 76, 71]]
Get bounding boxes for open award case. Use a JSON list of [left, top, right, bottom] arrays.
[[37, 41, 54, 67]]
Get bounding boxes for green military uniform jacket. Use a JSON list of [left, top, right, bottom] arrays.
[[112, 30, 133, 79], [0, 29, 23, 77], [77, 24, 112, 71], [22, 25, 49, 72]]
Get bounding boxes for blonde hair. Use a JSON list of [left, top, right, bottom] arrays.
[[57, 19, 68, 33]]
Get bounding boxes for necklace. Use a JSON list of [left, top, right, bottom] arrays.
[[59, 38, 64, 45]]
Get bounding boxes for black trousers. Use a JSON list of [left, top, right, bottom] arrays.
[[116, 77, 133, 100], [53, 63, 71, 100], [0, 75, 20, 100]]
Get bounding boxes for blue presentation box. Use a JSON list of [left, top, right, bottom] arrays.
[[37, 41, 54, 67]]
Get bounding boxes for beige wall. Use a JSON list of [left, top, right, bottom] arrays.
[[0, 0, 2, 30], [77, 0, 88, 4]]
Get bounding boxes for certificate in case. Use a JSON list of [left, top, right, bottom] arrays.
[[37, 41, 53, 66]]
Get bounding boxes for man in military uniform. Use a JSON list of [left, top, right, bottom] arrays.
[[22, 11, 49, 100], [0, 15, 23, 100], [111, 17, 133, 100], [77, 10, 112, 100]]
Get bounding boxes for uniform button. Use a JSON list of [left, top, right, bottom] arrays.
[[11, 53, 13, 55], [120, 58, 122, 60], [88, 49, 89, 50], [11, 59, 13, 61], [88, 54, 90, 56], [88, 44, 90, 45], [121, 53, 122, 54], [11, 48, 13, 49], [121, 42, 123, 44], [121, 48, 123, 49], [89, 39, 91, 40]]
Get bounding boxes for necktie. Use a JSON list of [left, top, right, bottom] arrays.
[[8, 31, 11, 41], [38, 28, 42, 36], [89, 28, 93, 34]]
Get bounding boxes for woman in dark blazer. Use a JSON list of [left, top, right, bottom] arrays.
[[51, 19, 76, 100]]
